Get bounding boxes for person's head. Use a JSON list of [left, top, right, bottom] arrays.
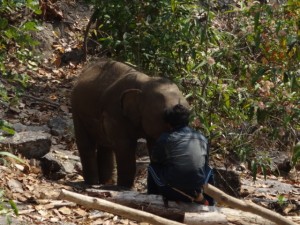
[[163, 104, 190, 128]]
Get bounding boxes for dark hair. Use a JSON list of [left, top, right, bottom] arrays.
[[163, 104, 190, 128]]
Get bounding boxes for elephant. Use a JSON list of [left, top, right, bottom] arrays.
[[71, 59, 189, 188]]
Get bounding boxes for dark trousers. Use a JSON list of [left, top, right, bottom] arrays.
[[147, 165, 201, 202], [147, 164, 215, 205]]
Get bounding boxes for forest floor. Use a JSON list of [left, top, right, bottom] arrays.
[[0, 0, 299, 224]]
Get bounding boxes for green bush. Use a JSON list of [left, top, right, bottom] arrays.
[[0, 189, 18, 225], [0, 0, 40, 107], [0, 150, 24, 225]]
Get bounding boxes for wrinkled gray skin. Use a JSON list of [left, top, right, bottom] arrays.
[[71, 59, 189, 187]]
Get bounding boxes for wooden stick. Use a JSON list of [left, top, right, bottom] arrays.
[[203, 183, 297, 225], [59, 189, 184, 225]]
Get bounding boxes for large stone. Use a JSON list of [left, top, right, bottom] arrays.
[[0, 131, 51, 159], [0, 216, 23, 225], [12, 123, 50, 133], [40, 153, 67, 180], [40, 150, 80, 180], [48, 116, 73, 137], [136, 138, 148, 157], [213, 168, 241, 197]]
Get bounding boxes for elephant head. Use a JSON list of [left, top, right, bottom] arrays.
[[121, 78, 190, 142]]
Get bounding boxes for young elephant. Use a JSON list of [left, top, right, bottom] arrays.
[[71, 59, 189, 187]]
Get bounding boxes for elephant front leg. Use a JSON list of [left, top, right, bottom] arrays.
[[73, 116, 99, 185], [79, 144, 99, 185], [97, 145, 117, 185], [115, 140, 137, 188]]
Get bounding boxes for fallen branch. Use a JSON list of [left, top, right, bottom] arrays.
[[21, 94, 61, 108], [59, 189, 184, 225], [82, 7, 100, 61], [203, 183, 297, 225]]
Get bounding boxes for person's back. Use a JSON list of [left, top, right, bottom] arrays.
[[147, 104, 215, 205], [160, 126, 208, 189]]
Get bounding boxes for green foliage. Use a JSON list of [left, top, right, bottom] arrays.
[[0, 120, 24, 224], [0, 0, 41, 68], [0, 151, 25, 166], [251, 152, 272, 181], [89, 0, 207, 76], [0, 120, 15, 138], [0, 121, 25, 224], [0, 132, 24, 223], [292, 142, 300, 166], [0, 0, 40, 107], [0, 189, 18, 225], [277, 194, 287, 206]]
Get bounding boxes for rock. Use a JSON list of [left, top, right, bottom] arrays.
[[48, 116, 73, 137], [40, 153, 67, 180], [12, 123, 50, 133], [276, 158, 292, 175], [40, 150, 79, 180], [242, 178, 300, 196], [60, 48, 85, 65], [213, 168, 241, 197], [0, 131, 51, 159], [30, 22, 56, 59], [7, 179, 23, 193], [136, 138, 148, 157], [0, 216, 23, 225], [271, 151, 293, 175]]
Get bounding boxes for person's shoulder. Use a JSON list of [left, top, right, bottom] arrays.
[[189, 127, 207, 142], [157, 131, 171, 142]]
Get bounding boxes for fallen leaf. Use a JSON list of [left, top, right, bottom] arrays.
[[38, 209, 48, 217], [74, 208, 88, 216], [91, 219, 105, 225], [50, 217, 60, 223], [283, 204, 296, 215], [7, 179, 24, 193], [60, 105, 69, 113], [58, 206, 72, 215]]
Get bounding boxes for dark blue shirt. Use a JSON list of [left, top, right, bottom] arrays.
[[151, 126, 208, 189]]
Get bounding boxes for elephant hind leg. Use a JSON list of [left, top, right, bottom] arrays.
[[97, 146, 116, 185]]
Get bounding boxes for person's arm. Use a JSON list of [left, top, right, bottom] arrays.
[[150, 133, 168, 164]]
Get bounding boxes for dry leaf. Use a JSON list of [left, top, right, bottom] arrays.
[[49, 94, 58, 100], [7, 179, 24, 193], [74, 208, 88, 217], [58, 206, 72, 215], [60, 105, 69, 113], [91, 219, 106, 225], [283, 204, 296, 215], [38, 209, 48, 217], [50, 217, 60, 223]]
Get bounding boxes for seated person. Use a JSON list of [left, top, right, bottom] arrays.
[[147, 104, 214, 205]]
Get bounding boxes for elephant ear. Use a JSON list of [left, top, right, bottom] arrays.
[[121, 89, 142, 125]]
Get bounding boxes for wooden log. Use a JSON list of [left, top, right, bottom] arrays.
[[203, 184, 298, 225], [59, 189, 184, 225]]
